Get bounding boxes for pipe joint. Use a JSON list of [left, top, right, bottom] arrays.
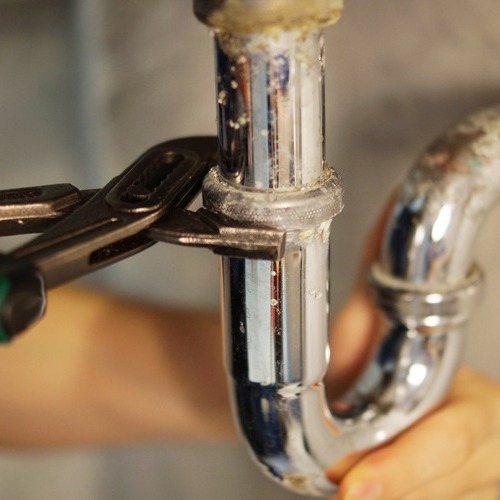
[[202, 165, 343, 230], [370, 263, 484, 334], [194, 0, 343, 34]]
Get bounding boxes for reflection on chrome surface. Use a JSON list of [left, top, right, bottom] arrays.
[[195, 1, 495, 496]]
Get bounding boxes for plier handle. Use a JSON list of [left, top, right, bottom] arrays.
[[0, 136, 285, 341]]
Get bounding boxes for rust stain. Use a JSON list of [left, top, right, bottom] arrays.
[[420, 127, 486, 174]]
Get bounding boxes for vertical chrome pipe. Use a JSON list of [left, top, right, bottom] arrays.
[[197, 1, 345, 495], [195, 2, 495, 497], [213, 29, 325, 188]]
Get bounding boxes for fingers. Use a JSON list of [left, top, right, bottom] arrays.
[[436, 435, 500, 500], [327, 290, 379, 397], [331, 369, 500, 500], [327, 188, 500, 499], [459, 483, 499, 500], [328, 193, 397, 396]]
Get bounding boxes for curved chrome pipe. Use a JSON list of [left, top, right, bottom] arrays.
[[195, 2, 496, 496]]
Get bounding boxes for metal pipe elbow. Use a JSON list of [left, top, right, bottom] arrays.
[[194, 0, 500, 495], [216, 107, 500, 496]]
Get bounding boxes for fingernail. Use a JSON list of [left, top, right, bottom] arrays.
[[344, 480, 381, 500]]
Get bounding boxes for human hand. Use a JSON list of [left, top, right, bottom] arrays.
[[326, 198, 500, 500], [328, 368, 500, 499]]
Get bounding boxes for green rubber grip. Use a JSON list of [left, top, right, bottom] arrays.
[[0, 275, 11, 343], [0, 256, 46, 342]]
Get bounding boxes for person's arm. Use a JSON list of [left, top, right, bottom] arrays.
[[0, 287, 235, 447]]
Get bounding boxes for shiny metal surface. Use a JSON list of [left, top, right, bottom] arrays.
[[214, 28, 326, 189], [197, 0, 499, 496], [206, 7, 346, 495], [380, 106, 500, 285]]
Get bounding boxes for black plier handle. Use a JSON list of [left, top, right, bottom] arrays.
[[0, 136, 285, 341]]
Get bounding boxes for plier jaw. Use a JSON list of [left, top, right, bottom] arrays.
[[0, 136, 285, 341]]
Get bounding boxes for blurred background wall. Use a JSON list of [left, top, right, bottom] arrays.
[[1, 0, 500, 498]]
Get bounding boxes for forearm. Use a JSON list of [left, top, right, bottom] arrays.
[[0, 287, 235, 447]]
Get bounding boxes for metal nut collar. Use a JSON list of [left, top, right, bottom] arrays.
[[202, 166, 343, 230], [369, 263, 484, 332]]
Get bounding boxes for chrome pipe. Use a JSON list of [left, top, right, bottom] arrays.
[[195, 1, 494, 497]]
